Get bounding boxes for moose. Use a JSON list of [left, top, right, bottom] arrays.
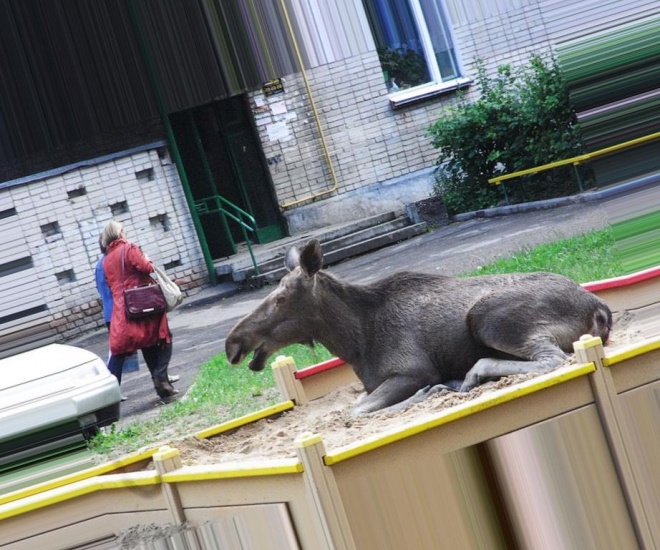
[[225, 239, 612, 416]]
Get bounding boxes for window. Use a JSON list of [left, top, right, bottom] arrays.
[[363, 0, 468, 105], [110, 200, 129, 216]]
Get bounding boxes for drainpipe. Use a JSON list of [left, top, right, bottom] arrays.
[[126, 0, 217, 283], [278, 0, 339, 209]]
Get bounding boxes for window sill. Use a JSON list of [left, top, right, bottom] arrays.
[[388, 78, 472, 109]]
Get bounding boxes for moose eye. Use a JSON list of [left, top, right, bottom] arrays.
[[276, 294, 286, 305]]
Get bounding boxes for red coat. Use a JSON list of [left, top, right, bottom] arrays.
[[104, 238, 171, 355]]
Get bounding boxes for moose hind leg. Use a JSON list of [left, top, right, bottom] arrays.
[[464, 295, 577, 392], [460, 345, 567, 392]]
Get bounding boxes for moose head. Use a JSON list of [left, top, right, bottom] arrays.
[[225, 240, 324, 372]]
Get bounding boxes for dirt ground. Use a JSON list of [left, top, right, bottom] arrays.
[[175, 372, 551, 465]]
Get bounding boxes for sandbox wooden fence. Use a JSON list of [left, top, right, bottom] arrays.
[[0, 270, 659, 549]]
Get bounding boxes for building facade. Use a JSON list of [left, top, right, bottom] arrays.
[[0, 0, 657, 351]]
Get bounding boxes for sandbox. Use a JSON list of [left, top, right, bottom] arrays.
[[0, 270, 658, 549]]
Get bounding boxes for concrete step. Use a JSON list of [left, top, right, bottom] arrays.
[[214, 212, 427, 285], [232, 216, 413, 282], [254, 221, 427, 285], [214, 212, 397, 278]]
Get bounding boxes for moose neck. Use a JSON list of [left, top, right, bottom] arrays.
[[308, 272, 376, 366]]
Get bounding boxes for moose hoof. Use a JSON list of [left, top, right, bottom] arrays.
[[459, 378, 478, 392], [389, 384, 455, 413], [425, 383, 457, 396]]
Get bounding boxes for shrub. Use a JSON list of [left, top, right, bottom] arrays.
[[428, 55, 587, 215]]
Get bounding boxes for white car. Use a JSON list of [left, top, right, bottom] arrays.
[[0, 344, 121, 469]]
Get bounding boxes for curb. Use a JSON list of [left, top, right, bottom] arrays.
[[179, 282, 246, 310], [452, 171, 660, 222], [451, 194, 590, 222]]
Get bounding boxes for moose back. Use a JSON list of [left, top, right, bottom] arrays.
[[225, 240, 612, 416]]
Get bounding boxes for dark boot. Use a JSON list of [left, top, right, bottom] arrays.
[[154, 379, 179, 401]]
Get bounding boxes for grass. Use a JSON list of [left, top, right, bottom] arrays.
[[89, 226, 623, 457], [610, 210, 660, 274], [464, 227, 622, 281], [90, 343, 333, 456]]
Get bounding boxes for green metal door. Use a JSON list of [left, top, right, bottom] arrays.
[[170, 96, 285, 259], [215, 99, 285, 244]]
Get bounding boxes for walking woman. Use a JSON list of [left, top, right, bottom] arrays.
[[100, 220, 179, 401]]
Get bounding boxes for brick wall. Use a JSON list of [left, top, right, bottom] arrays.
[[3, 146, 207, 340], [248, 0, 658, 233], [448, 0, 660, 76], [249, 50, 465, 229]]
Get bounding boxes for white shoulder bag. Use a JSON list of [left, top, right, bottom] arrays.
[[152, 264, 184, 311]]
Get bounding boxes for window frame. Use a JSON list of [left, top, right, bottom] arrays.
[[371, 0, 471, 108]]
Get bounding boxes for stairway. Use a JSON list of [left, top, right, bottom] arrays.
[[213, 212, 427, 286]]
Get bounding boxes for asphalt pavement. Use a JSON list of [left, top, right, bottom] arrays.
[[70, 196, 616, 424]]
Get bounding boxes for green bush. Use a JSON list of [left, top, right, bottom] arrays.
[[428, 55, 587, 215]]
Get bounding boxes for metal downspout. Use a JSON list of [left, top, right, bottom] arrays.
[[278, 0, 339, 209], [126, 0, 218, 284]]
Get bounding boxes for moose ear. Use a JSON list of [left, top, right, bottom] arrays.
[[284, 246, 300, 272], [299, 239, 323, 276]]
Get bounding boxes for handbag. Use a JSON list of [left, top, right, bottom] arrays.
[[121, 246, 167, 319], [152, 264, 184, 311]]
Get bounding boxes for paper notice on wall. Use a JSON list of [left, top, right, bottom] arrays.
[[267, 121, 291, 142], [270, 101, 287, 115]]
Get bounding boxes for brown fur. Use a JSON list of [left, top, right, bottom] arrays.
[[226, 240, 612, 415]]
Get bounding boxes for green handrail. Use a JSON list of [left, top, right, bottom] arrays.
[[195, 196, 260, 277]]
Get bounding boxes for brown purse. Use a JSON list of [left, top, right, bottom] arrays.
[[121, 245, 167, 319]]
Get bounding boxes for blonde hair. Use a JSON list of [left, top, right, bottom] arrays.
[[100, 220, 124, 249]]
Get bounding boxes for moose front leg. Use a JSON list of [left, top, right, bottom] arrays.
[[352, 375, 453, 417], [382, 383, 457, 413]]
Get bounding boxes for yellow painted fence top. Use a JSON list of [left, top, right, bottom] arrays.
[[324, 361, 596, 465], [488, 131, 660, 184], [602, 335, 660, 367], [0, 447, 160, 507], [195, 400, 295, 440]]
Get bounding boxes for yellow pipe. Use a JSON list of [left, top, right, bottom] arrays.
[[278, 0, 339, 209], [489, 131, 660, 185]]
